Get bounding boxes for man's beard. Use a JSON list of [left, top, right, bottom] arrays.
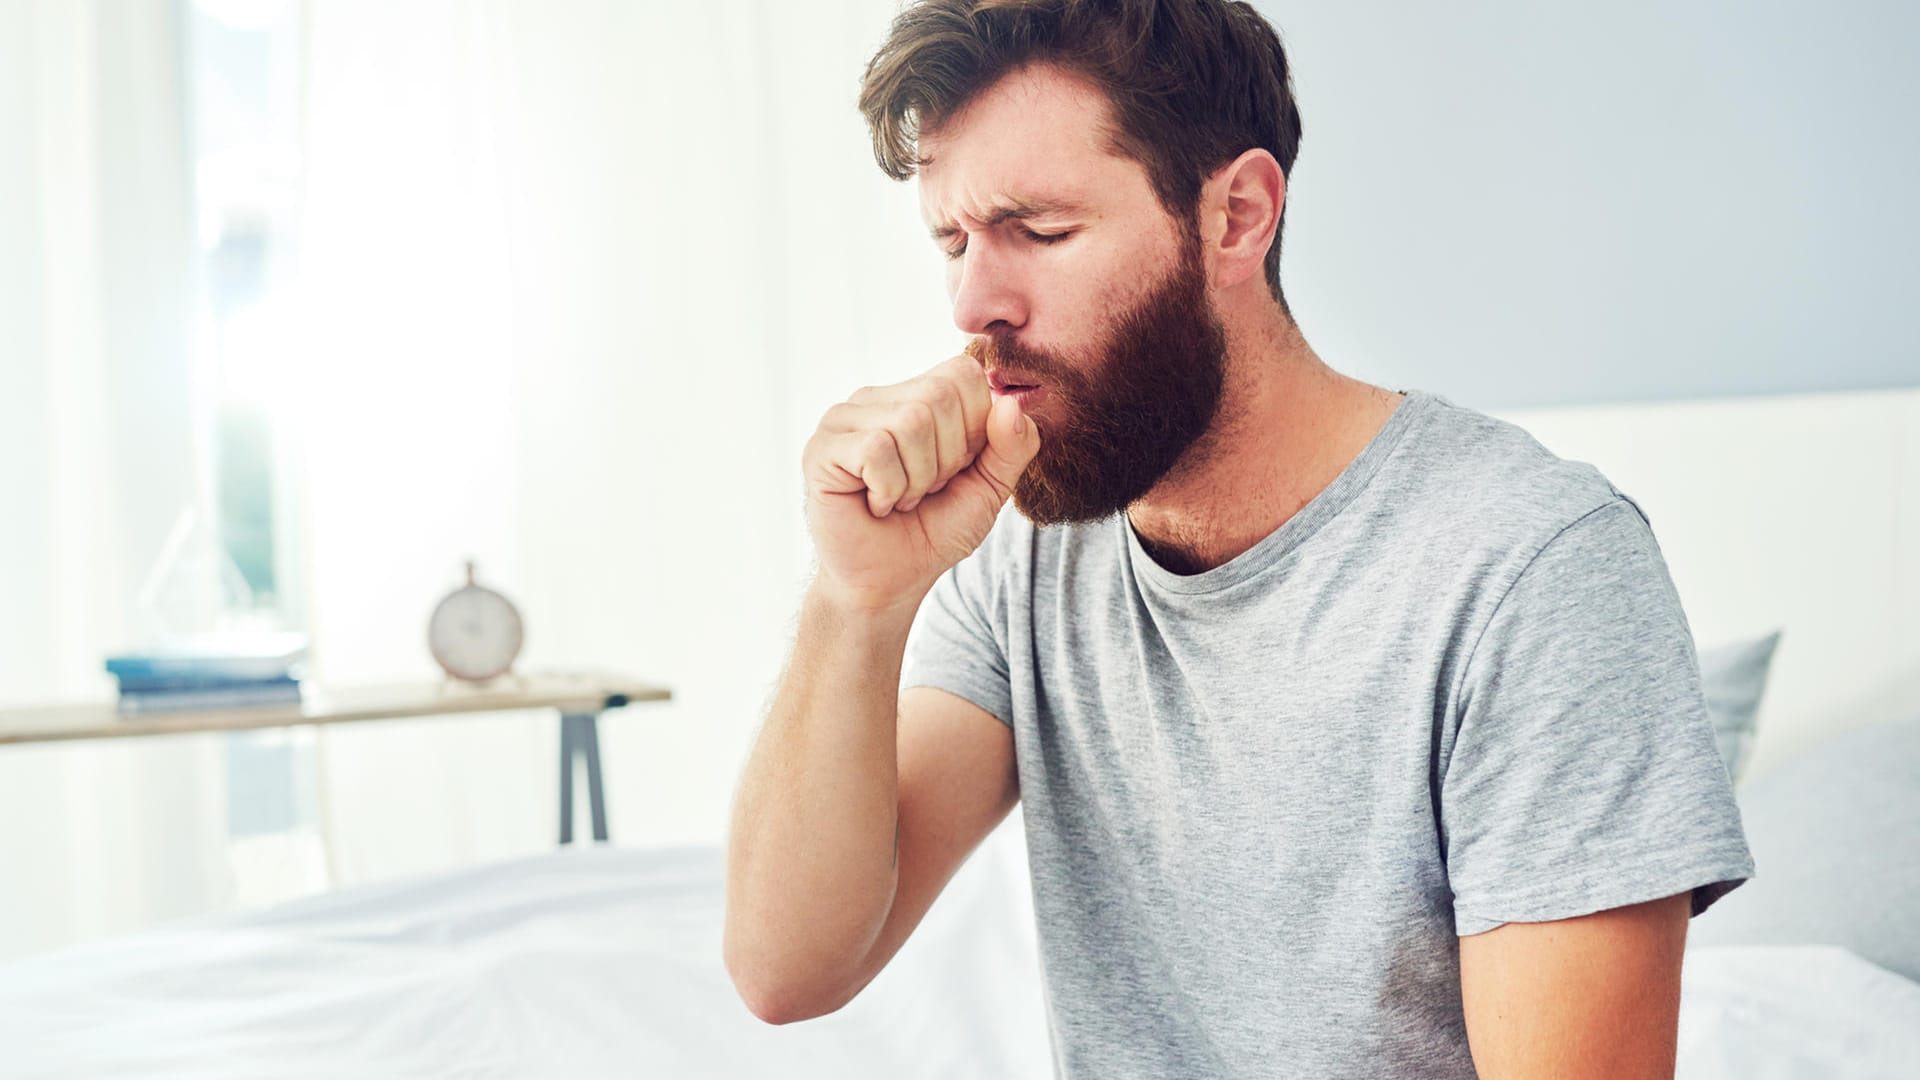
[[972, 235, 1228, 526]]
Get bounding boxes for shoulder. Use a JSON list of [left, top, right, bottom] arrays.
[[1365, 393, 1683, 673], [1390, 391, 1644, 567]]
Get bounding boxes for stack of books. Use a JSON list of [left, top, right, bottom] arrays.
[[106, 632, 309, 715]]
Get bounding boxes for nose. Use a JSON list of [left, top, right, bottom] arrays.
[[948, 241, 1028, 336]]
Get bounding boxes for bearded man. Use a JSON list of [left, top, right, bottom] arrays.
[[725, 3, 1752, 1077]]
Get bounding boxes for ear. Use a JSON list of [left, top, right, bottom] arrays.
[[1201, 148, 1284, 291]]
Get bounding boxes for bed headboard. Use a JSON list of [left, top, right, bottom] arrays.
[[1489, 386, 1920, 786]]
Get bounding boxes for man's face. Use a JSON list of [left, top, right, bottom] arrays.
[[918, 64, 1229, 525]]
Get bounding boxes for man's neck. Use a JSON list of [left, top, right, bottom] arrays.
[[1125, 311, 1404, 576]]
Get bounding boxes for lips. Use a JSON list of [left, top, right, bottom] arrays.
[[986, 368, 1045, 394], [988, 382, 1048, 408]]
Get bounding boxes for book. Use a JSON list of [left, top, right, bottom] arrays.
[[112, 672, 302, 695], [115, 683, 305, 715], [104, 631, 308, 683]]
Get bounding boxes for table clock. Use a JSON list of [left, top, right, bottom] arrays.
[[428, 559, 524, 684]]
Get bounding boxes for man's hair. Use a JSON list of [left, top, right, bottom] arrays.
[[858, 0, 1303, 310]]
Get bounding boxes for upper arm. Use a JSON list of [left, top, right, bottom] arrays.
[[837, 685, 1018, 1002], [1458, 890, 1691, 1079], [1443, 498, 1753, 934]]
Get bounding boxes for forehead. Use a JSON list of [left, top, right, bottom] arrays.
[[916, 64, 1155, 228]]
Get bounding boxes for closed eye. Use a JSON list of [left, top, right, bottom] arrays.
[[941, 227, 1076, 261], [1021, 227, 1073, 245]]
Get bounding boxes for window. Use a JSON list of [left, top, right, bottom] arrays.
[[186, 0, 330, 903], [187, 0, 307, 625]]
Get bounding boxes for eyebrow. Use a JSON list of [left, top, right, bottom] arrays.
[[928, 197, 1087, 241]]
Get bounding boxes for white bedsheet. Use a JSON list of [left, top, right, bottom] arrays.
[[0, 841, 1053, 1079], [1676, 943, 1920, 1080], [2, 838, 1914, 1078]]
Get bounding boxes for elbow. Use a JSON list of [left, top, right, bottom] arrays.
[[726, 969, 793, 1025], [734, 982, 836, 1027], [722, 930, 855, 1026], [727, 969, 848, 1027]]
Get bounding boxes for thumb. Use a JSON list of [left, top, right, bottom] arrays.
[[972, 393, 1042, 501]]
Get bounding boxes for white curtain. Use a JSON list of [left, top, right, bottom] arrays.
[[0, 0, 231, 959], [283, 2, 963, 884], [3, 0, 975, 959]]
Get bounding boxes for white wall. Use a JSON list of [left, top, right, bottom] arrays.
[[1266, 0, 1920, 409]]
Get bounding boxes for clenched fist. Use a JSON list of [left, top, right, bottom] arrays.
[[803, 352, 1042, 612]]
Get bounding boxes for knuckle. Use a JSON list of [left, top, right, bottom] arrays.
[[942, 352, 980, 377], [896, 401, 936, 444], [951, 369, 990, 417], [952, 357, 989, 392], [802, 428, 835, 465], [860, 428, 897, 462], [929, 376, 965, 421]]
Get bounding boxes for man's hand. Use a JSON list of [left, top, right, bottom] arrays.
[[802, 353, 1041, 612]]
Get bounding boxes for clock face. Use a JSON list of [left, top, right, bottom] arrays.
[[428, 584, 524, 682]]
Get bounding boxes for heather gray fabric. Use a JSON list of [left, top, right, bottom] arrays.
[[900, 387, 1755, 1079]]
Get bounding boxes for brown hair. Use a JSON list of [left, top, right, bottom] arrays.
[[858, 0, 1304, 310]]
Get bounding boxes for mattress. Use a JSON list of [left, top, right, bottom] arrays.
[[0, 843, 1052, 1079], [1, 841, 1913, 1078]]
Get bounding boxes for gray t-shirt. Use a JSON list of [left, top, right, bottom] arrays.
[[899, 387, 1754, 1079]]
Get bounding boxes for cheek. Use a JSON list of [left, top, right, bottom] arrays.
[[1055, 273, 1137, 345], [1077, 238, 1157, 310]]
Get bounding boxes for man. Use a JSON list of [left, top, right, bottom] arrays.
[[724, 1, 1754, 1077]]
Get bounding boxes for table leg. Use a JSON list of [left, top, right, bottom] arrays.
[[559, 710, 611, 845], [580, 713, 609, 843], [559, 712, 578, 845]]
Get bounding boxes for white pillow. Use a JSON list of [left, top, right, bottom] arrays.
[[1686, 707, 1920, 985], [1697, 629, 1783, 785]]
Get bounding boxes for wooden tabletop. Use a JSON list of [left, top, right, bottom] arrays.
[[0, 672, 672, 746]]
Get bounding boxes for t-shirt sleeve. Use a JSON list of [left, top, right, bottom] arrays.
[[1442, 496, 1756, 936], [898, 523, 1016, 728]]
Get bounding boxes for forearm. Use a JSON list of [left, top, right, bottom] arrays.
[[722, 580, 924, 1015]]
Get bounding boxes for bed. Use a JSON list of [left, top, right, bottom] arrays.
[[0, 830, 1053, 1078], [3, 702, 1916, 1080], [4, 388, 1917, 1077], [0, 844, 1914, 1079]]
